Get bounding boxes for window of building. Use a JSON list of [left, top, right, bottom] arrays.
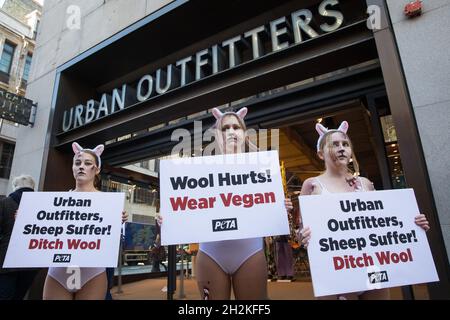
[[101, 179, 128, 193], [0, 140, 15, 179], [140, 160, 149, 169], [132, 214, 154, 224], [154, 159, 160, 172], [0, 41, 16, 76], [133, 186, 156, 205], [380, 115, 405, 189], [33, 20, 40, 40], [22, 53, 32, 83]]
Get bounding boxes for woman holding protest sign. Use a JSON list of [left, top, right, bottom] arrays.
[[43, 142, 128, 300], [298, 121, 430, 300], [194, 107, 293, 300], [158, 107, 293, 299]]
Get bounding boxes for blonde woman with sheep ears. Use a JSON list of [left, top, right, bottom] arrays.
[[43, 142, 128, 300], [298, 121, 430, 300], [157, 107, 293, 300], [195, 107, 293, 300]]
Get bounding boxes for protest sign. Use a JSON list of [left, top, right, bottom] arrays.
[[3, 192, 125, 268], [159, 150, 289, 245], [299, 189, 438, 297]]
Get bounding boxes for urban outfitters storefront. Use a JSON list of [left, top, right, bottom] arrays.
[[40, 0, 449, 299]]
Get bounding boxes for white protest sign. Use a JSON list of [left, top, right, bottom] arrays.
[[299, 188, 439, 297], [160, 150, 289, 245], [3, 192, 125, 268]]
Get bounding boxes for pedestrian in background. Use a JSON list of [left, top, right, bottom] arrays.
[[0, 174, 39, 300]]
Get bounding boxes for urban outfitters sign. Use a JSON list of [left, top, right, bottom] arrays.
[[61, 0, 344, 132]]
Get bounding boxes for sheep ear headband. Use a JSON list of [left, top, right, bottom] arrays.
[[315, 121, 349, 151], [211, 107, 248, 126], [72, 142, 104, 169]]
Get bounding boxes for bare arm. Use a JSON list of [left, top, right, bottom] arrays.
[[300, 178, 315, 196], [360, 177, 375, 191]]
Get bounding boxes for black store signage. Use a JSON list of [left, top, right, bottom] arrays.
[[61, 0, 346, 133], [0, 88, 35, 126]]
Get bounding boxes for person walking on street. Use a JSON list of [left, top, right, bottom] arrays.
[[0, 175, 38, 300]]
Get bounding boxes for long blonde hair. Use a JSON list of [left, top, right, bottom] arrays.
[[212, 108, 258, 154], [318, 130, 360, 176]]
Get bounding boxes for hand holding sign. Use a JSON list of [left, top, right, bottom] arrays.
[[300, 226, 312, 249], [284, 198, 293, 212], [299, 189, 438, 297], [156, 215, 163, 226], [3, 192, 125, 268], [122, 211, 128, 224], [414, 214, 430, 231]]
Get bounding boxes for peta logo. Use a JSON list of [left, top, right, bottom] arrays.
[[368, 271, 388, 284], [212, 218, 238, 232], [53, 254, 71, 263]]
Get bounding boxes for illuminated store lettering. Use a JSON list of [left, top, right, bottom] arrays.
[[61, 0, 344, 132]]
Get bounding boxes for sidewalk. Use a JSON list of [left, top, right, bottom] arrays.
[[112, 278, 315, 300], [111, 277, 427, 300]]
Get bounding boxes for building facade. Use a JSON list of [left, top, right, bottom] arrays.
[[9, 0, 450, 299], [385, 0, 450, 288], [0, 0, 41, 195]]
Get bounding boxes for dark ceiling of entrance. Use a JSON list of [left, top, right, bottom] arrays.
[[273, 102, 380, 188]]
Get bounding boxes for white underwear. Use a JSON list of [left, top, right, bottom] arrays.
[[47, 267, 105, 293], [199, 238, 263, 275]]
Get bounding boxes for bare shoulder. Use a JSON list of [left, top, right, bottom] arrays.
[[301, 177, 316, 195], [359, 177, 375, 191]]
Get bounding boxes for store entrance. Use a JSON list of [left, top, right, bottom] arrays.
[[272, 101, 384, 286], [101, 66, 424, 299]]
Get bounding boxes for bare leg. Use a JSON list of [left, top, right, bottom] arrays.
[[232, 250, 268, 300], [196, 251, 231, 300], [75, 271, 107, 300], [43, 275, 74, 300], [360, 288, 390, 300]]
